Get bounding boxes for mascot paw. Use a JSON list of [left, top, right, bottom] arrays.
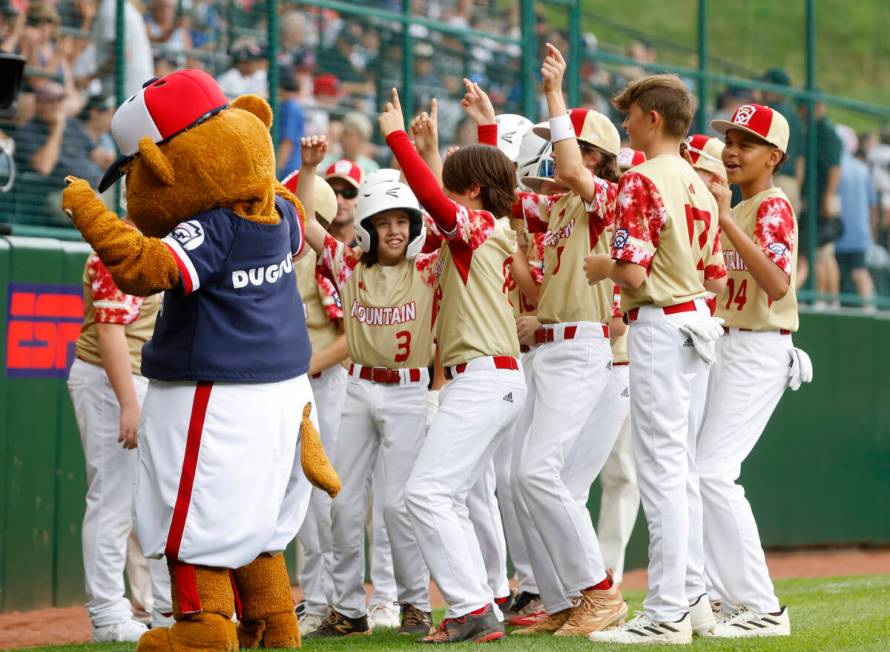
[[61, 176, 104, 223], [136, 615, 238, 652], [238, 611, 300, 649], [300, 402, 341, 497]]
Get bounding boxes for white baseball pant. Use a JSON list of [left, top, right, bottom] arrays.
[[696, 330, 790, 614], [493, 348, 538, 595], [516, 329, 613, 604], [330, 371, 430, 618], [628, 299, 710, 622], [467, 459, 510, 600], [368, 455, 398, 606], [593, 364, 638, 584], [406, 360, 526, 619], [67, 358, 172, 627], [297, 364, 347, 615], [133, 375, 315, 568]]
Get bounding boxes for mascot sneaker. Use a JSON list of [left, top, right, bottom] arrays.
[[420, 606, 504, 643], [688, 593, 716, 635], [368, 601, 400, 629], [588, 611, 693, 645], [92, 619, 148, 642], [399, 603, 434, 636], [709, 606, 790, 638], [303, 610, 371, 638]]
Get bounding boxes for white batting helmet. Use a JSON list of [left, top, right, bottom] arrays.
[[355, 180, 426, 259], [516, 125, 564, 193], [494, 114, 534, 163]]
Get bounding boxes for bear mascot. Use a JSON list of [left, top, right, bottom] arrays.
[[62, 69, 341, 651]]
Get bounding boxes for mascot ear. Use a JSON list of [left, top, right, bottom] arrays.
[[231, 94, 273, 129], [137, 136, 176, 186]]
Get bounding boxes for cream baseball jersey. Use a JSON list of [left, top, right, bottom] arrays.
[[295, 249, 342, 353], [434, 207, 520, 368], [321, 234, 437, 368], [717, 187, 798, 331], [611, 155, 726, 312], [76, 253, 161, 374], [506, 218, 545, 318], [515, 180, 616, 325]]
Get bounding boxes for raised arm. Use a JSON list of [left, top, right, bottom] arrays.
[[461, 78, 498, 146], [410, 98, 443, 186], [541, 44, 599, 203], [379, 88, 459, 232], [295, 135, 333, 257]]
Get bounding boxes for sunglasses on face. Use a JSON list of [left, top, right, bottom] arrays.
[[333, 186, 358, 199]]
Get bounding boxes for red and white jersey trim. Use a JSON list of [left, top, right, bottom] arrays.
[[163, 236, 201, 294]]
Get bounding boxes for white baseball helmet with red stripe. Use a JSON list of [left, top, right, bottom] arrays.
[[98, 69, 229, 192]]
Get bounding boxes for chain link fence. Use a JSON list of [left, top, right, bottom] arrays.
[[0, 0, 887, 307]]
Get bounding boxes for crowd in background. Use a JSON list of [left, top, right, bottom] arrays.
[[0, 0, 888, 307]]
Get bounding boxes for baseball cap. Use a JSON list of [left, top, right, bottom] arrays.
[[533, 108, 620, 156], [98, 69, 229, 192], [85, 94, 116, 112], [685, 134, 726, 181], [281, 170, 337, 225], [324, 159, 363, 190], [313, 73, 339, 98], [761, 68, 791, 87], [710, 103, 789, 154], [617, 147, 646, 170]]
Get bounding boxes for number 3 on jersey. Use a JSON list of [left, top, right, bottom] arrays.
[[685, 205, 712, 272], [394, 330, 411, 363]]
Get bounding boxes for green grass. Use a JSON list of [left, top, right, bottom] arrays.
[[17, 575, 890, 652]]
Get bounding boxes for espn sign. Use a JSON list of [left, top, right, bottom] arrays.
[[6, 283, 83, 378]]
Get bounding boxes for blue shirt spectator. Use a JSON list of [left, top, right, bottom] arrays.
[[836, 149, 877, 254]]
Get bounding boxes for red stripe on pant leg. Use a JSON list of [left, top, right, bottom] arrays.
[[173, 561, 202, 614], [229, 570, 243, 620], [165, 381, 213, 560]]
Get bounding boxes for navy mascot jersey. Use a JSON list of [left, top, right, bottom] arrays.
[[142, 196, 312, 381]]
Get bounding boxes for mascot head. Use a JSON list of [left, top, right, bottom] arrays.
[[99, 69, 278, 237]]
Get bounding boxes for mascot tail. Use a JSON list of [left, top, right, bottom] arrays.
[[300, 403, 341, 497]]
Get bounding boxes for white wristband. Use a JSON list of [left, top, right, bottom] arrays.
[[549, 113, 575, 143]]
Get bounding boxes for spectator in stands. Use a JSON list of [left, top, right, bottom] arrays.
[[145, 0, 191, 53], [279, 10, 313, 70], [835, 125, 877, 310], [317, 27, 373, 100], [327, 111, 379, 175], [153, 49, 185, 78], [69, 94, 116, 175], [799, 96, 843, 305], [20, 4, 63, 81], [1, 2, 27, 53], [760, 69, 805, 213], [710, 86, 749, 133], [186, 0, 223, 50], [217, 42, 268, 99], [92, 0, 154, 98], [304, 73, 338, 143], [276, 66, 304, 178]]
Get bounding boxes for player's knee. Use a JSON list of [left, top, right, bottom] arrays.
[[515, 463, 548, 498]]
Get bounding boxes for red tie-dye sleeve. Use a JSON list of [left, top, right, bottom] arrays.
[[315, 264, 344, 321], [88, 254, 144, 325], [610, 172, 667, 270], [477, 124, 498, 147], [755, 196, 795, 278], [703, 226, 727, 280], [320, 233, 362, 289], [513, 191, 563, 234]]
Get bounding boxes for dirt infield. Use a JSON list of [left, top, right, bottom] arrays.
[[2, 547, 888, 650]]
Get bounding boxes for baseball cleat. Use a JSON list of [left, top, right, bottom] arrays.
[[587, 611, 693, 645], [507, 609, 547, 627], [708, 606, 790, 638], [399, 603, 434, 636], [297, 610, 327, 635], [302, 610, 372, 638], [92, 619, 148, 642], [554, 577, 627, 637], [688, 593, 716, 635], [511, 608, 571, 635], [419, 605, 504, 643], [502, 590, 543, 621], [368, 601, 400, 629]]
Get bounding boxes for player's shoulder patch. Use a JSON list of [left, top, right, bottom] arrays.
[[767, 242, 788, 257], [614, 228, 629, 250], [170, 220, 205, 251]]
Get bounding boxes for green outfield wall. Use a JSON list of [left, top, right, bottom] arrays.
[[0, 237, 887, 612]]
